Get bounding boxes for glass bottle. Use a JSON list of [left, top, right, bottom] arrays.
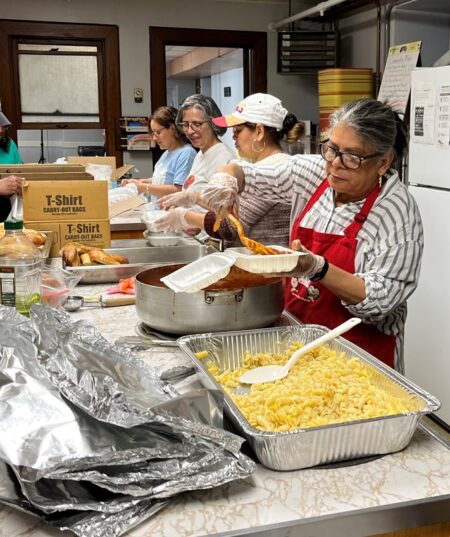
[[0, 219, 42, 316]]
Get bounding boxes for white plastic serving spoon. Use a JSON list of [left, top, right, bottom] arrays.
[[239, 317, 362, 385]]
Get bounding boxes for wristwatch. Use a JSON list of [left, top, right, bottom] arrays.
[[310, 258, 329, 282]]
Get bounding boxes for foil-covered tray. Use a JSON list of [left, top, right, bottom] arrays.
[[63, 244, 214, 283], [178, 325, 441, 471]]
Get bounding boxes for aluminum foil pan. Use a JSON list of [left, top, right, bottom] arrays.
[[63, 244, 213, 283], [178, 325, 441, 471]]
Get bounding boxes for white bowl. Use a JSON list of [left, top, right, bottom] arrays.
[[144, 230, 180, 247]]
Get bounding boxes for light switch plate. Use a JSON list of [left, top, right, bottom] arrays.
[[134, 88, 143, 103]]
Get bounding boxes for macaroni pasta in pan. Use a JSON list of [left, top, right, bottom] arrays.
[[200, 344, 423, 433]]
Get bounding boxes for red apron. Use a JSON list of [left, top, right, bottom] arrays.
[[286, 178, 396, 367]]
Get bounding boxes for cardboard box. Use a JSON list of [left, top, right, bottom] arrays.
[[1, 172, 93, 181], [25, 220, 111, 257], [22, 178, 111, 257], [67, 156, 134, 184], [67, 156, 117, 169], [111, 164, 134, 182], [0, 164, 87, 175], [109, 196, 146, 218], [23, 180, 109, 222]]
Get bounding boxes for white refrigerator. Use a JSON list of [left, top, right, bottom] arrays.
[[405, 65, 450, 428]]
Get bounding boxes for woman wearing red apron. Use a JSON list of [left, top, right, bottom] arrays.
[[286, 178, 396, 367], [201, 98, 424, 373]]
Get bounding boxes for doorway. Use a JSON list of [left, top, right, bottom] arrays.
[[149, 26, 267, 112], [165, 44, 245, 149]]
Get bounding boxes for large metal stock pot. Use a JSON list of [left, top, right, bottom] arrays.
[[135, 264, 284, 335]]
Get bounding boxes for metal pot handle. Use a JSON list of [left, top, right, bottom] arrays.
[[204, 289, 244, 304], [193, 233, 224, 252]]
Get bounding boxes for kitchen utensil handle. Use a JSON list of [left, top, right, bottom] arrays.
[[82, 296, 101, 306], [115, 336, 178, 347], [101, 295, 136, 307], [284, 317, 362, 371]]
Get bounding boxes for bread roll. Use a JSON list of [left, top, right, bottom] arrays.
[[62, 245, 81, 266], [80, 253, 94, 266], [89, 249, 120, 265], [110, 254, 129, 264], [23, 228, 46, 247]]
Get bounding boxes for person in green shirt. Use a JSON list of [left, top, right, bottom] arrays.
[[0, 111, 23, 220], [0, 112, 23, 165]]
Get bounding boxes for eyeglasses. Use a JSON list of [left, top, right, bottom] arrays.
[[150, 126, 167, 137], [177, 120, 208, 132], [320, 141, 382, 170]]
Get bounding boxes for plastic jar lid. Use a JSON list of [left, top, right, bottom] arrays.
[[4, 219, 23, 230]]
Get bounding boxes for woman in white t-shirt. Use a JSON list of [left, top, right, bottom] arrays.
[[173, 94, 235, 195]]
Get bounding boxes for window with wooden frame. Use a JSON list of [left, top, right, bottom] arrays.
[[0, 20, 122, 164], [15, 41, 103, 126]]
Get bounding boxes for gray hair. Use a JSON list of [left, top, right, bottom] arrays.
[[329, 99, 408, 161], [177, 94, 227, 137]]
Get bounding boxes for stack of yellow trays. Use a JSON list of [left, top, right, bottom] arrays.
[[318, 68, 374, 139]]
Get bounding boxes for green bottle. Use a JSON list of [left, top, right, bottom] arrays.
[[0, 219, 41, 316]]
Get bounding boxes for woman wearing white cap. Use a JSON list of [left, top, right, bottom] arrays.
[[155, 93, 304, 247], [0, 111, 23, 221]]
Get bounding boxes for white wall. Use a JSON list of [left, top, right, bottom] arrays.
[[211, 67, 244, 152], [17, 129, 104, 164], [390, 7, 450, 67], [337, 2, 450, 79], [1, 0, 317, 176], [166, 78, 197, 108]]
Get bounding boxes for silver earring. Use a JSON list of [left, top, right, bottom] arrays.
[[378, 174, 383, 188], [251, 139, 266, 153]]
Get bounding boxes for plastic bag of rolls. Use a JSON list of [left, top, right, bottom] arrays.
[[60, 242, 129, 267]]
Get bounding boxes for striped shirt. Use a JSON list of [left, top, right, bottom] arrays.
[[213, 152, 292, 247], [240, 154, 424, 372]]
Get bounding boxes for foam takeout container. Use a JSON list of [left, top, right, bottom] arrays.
[[161, 246, 305, 293], [141, 209, 168, 232], [226, 245, 304, 273], [161, 252, 235, 293]]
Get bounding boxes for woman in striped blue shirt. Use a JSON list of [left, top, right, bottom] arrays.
[[201, 99, 424, 371]]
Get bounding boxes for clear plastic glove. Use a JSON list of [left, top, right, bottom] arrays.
[[200, 172, 239, 218], [159, 189, 197, 209], [153, 207, 189, 232], [120, 179, 150, 195], [288, 240, 326, 279]]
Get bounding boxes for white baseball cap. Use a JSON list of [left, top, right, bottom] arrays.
[[213, 93, 288, 131]]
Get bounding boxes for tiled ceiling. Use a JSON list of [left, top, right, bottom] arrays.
[[165, 45, 197, 61], [166, 46, 243, 79]]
